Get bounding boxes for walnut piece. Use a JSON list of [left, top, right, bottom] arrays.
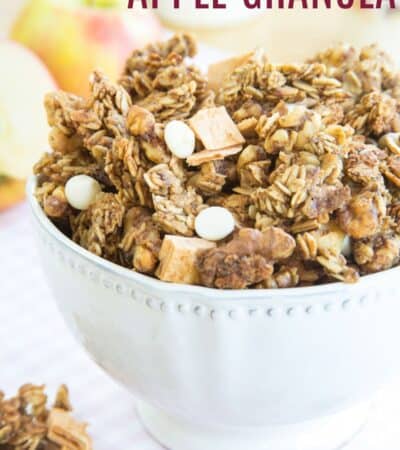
[[197, 227, 295, 289], [338, 191, 385, 239]]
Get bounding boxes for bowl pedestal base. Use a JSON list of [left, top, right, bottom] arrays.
[[137, 399, 371, 450]]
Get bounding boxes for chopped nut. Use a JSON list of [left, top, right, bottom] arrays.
[[43, 186, 69, 218], [156, 235, 216, 284], [189, 106, 245, 150], [127, 105, 155, 136]]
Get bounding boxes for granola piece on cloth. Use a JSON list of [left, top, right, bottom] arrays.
[[197, 227, 295, 289], [53, 385, 72, 412], [48, 409, 91, 450], [0, 385, 90, 450]]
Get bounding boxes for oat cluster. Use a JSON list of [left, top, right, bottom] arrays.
[[34, 35, 400, 289], [0, 384, 91, 450]]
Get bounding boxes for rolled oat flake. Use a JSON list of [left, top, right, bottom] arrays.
[[195, 207, 235, 241]]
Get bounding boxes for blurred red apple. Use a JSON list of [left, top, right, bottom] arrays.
[[11, 0, 162, 97], [0, 41, 56, 210]]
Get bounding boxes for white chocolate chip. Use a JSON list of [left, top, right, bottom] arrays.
[[164, 120, 195, 159], [65, 175, 101, 210], [195, 207, 235, 241]]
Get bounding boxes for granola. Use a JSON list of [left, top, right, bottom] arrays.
[[34, 35, 400, 289], [0, 384, 91, 450]]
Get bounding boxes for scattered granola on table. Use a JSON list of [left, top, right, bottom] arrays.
[[34, 35, 400, 289], [0, 384, 91, 450]]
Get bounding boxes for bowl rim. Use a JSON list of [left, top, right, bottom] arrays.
[[27, 175, 399, 301]]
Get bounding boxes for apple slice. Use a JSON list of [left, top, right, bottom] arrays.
[[0, 41, 56, 180]]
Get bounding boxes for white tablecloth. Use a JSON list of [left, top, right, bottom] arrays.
[[1, 203, 400, 450]]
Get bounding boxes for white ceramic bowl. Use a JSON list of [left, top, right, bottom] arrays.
[[28, 177, 400, 450]]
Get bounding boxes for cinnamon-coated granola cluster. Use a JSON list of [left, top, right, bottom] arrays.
[[0, 384, 91, 450], [34, 35, 400, 289]]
